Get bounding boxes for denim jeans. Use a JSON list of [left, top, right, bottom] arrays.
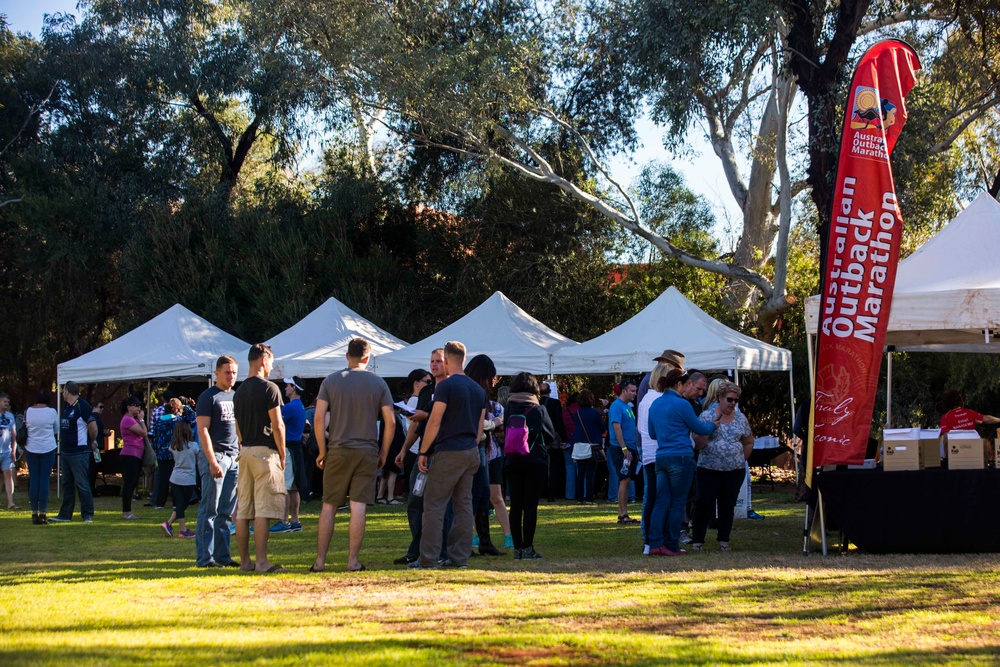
[[405, 464, 452, 561], [26, 450, 56, 512], [574, 456, 596, 502], [471, 445, 490, 514], [648, 454, 695, 550], [640, 462, 657, 543], [195, 450, 238, 567], [562, 449, 576, 500], [58, 451, 95, 520]]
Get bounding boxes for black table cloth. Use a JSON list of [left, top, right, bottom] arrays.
[[815, 468, 1000, 553]]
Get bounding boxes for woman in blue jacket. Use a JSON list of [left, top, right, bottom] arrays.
[[647, 369, 719, 556]]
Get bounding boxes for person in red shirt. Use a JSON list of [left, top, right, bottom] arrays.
[[939, 390, 1000, 434]]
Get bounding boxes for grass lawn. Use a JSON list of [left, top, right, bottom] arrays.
[[1, 485, 999, 666]]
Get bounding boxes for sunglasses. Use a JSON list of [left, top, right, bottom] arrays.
[[420, 377, 433, 384], [724, 397, 739, 404]]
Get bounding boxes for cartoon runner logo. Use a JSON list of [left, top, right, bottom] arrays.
[[850, 85, 897, 131]]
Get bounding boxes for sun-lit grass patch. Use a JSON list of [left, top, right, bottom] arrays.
[[2, 489, 999, 665]]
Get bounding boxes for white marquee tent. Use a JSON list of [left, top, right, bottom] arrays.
[[804, 191, 1000, 426], [373, 291, 578, 377], [57, 304, 250, 384], [551, 286, 793, 375], [805, 191, 1000, 352], [263, 297, 408, 378]]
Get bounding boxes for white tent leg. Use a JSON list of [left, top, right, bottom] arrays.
[[56, 384, 61, 499], [887, 351, 893, 426], [789, 366, 798, 485], [733, 368, 739, 384]]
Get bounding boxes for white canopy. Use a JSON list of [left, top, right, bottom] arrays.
[[265, 297, 408, 378], [57, 304, 250, 384], [373, 291, 578, 376], [804, 192, 1000, 352], [551, 286, 793, 374]]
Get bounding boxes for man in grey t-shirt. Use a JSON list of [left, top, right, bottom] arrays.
[[309, 337, 394, 573]]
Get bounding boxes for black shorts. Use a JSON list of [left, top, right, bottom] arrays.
[[607, 446, 640, 481], [487, 455, 504, 485]]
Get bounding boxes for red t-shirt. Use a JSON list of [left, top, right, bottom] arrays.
[[939, 408, 983, 434]]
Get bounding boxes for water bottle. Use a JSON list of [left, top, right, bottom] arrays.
[[412, 471, 427, 497], [619, 454, 629, 477], [93, 448, 102, 464]]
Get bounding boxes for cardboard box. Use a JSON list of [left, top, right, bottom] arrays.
[[882, 428, 921, 471], [947, 430, 986, 470], [918, 429, 942, 468]]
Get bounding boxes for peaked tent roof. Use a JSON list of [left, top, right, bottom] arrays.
[[57, 304, 251, 384], [373, 292, 578, 377], [265, 297, 408, 378], [804, 191, 1000, 351], [551, 286, 792, 374]]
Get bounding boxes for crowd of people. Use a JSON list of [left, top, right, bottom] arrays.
[[1, 339, 789, 570]]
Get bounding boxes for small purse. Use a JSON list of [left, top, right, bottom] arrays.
[[576, 412, 607, 463]]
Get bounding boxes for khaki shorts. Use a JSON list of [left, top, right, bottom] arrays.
[[236, 446, 287, 521], [323, 447, 378, 507]]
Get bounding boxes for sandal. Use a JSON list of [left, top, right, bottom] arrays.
[[719, 543, 731, 552], [691, 543, 703, 552]]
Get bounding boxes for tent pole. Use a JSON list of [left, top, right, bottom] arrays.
[[146, 380, 152, 430], [56, 383, 61, 499], [886, 350, 893, 429], [788, 365, 797, 485]]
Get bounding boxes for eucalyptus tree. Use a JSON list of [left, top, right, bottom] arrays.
[[74, 0, 330, 197]]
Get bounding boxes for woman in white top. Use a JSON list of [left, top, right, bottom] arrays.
[[637, 364, 671, 553], [23, 390, 59, 524]]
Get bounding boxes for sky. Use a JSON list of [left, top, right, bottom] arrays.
[[1, 1, 743, 229]]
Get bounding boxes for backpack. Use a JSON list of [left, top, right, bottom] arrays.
[[504, 405, 539, 457]]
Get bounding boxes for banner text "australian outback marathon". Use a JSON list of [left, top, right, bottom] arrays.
[[821, 177, 900, 344]]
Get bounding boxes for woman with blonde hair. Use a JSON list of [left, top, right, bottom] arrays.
[[692, 380, 753, 551]]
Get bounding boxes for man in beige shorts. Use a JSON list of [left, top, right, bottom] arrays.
[[309, 337, 395, 573], [233, 343, 287, 573]]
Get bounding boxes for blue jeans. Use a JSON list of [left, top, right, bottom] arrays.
[[26, 450, 56, 512], [562, 449, 576, 500], [648, 455, 695, 550], [641, 462, 656, 543], [195, 450, 238, 567], [58, 451, 94, 520], [472, 446, 490, 514]]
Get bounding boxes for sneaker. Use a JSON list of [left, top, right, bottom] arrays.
[[270, 522, 292, 533], [679, 532, 693, 545], [388, 498, 403, 505], [376, 498, 388, 505], [513, 549, 522, 560], [229, 524, 237, 535], [178, 530, 195, 538], [643, 544, 650, 555], [747, 510, 765, 521], [336, 504, 349, 512], [161, 521, 173, 537], [393, 555, 417, 565], [48, 515, 70, 523], [472, 534, 480, 547], [440, 559, 467, 569], [503, 534, 514, 549], [289, 522, 302, 532], [154, 506, 165, 510], [521, 546, 543, 559], [408, 560, 435, 569], [83, 517, 93, 524]]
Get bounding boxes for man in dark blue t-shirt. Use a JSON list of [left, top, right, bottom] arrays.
[[414, 341, 486, 568], [194, 355, 240, 568], [50, 381, 97, 523]]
